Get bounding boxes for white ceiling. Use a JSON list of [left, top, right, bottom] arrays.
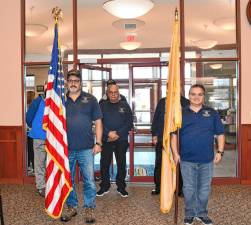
[[25, 0, 236, 55]]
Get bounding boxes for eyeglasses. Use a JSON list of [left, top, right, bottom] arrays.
[[67, 79, 81, 84], [189, 93, 204, 97], [108, 91, 119, 95]]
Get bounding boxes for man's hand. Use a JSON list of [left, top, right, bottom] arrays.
[[152, 136, 158, 145], [93, 144, 102, 155], [108, 131, 119, 142], [214, 153, 222, 164], [173, 152, 180, 165]]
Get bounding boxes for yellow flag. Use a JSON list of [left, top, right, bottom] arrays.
[[160, 11, 182, 213]]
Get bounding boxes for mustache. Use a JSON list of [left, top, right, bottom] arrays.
[[70, 85, 77, 88]]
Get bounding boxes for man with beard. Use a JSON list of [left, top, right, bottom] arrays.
[[61, 69, 102, 224]]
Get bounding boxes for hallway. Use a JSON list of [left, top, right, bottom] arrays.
[[0, 183, 250, 225]]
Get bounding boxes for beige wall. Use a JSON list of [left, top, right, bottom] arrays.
[[0, 1, 251, 125], [0, 0, 22, 125], [241, 0, 251, 124]]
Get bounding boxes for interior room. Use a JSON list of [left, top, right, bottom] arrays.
[[1, 0, 251, 224]]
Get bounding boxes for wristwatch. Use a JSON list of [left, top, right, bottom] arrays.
[[95, 142, 102, 147], [217, 150, 224, 156]]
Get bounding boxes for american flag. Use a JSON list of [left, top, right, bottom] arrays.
[[43, 23, 72, 218]]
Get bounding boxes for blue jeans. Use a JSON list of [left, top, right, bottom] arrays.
[[180, 160, 213, 218], [66, 149, 96, 208]]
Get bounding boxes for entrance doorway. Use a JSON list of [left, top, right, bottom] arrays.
[[128, 63, 164, 182], [78, 62, 166, 182]]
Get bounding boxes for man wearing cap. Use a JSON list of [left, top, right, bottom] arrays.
[[61, 69, 102, 223], [99, 79, 127, 104], [97, 83, 133, 197]]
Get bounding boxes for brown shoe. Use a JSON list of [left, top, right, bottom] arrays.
[[61, 206, 77, 222], [84, 207, 95, 223]]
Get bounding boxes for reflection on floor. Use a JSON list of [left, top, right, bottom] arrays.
[[214, 150, 237, 177], [94, 149, 237, 179], [0, 183, 250, 225]]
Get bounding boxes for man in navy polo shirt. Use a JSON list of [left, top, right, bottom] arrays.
[[61, 69, 102, 224], [151, 95, 189, 195], [171, 84, 225, 225], [97, 84, 133, 198]]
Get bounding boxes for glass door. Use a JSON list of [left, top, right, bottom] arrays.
[[78, 63, 111, 179], [129, 63, 164, 182], [79, 64, 111, 100]]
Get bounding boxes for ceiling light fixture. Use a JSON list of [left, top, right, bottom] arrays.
[[209, 64, 222, 70], [103, 0, 154, 19], [213, 17, 235, 31], [193, 40, 218, 50], [26, 6, 48, 37], [193, 24, 218, 49], [26, 24, 48, 37], [120, 34, 141, 50]]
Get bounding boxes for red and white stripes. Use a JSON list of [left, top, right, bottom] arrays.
[[43, 76, 72, 218]]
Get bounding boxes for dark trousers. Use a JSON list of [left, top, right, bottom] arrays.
[[154, 141, 183, 193], [27, 136, 34, 169], [100, 140, 129, 191]]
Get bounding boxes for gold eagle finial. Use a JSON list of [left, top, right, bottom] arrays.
[[52, 7, 63, 22]]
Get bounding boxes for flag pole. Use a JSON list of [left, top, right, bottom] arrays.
[[44, 7, 72, 219], [174, 131, 180, 224], [174, 8, 179, 225]]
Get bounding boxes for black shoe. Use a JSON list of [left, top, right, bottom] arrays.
[[117, 189, 128, 198], [151, 189, 160, 195], [96, 188, 109, 197], [37, 188, 45, 197], [61, 206, 77, 222], [184, 217, 194, 225], [178, 190, 184, 198], [196, 216, 213, 225]]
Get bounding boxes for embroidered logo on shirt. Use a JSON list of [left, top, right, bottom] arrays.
[[81, 97, 89, 103], [202, 110, 211, 117], [118, 107, 125, 113]]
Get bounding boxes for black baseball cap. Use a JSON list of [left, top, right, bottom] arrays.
[[67, 69, 81, 80], [106, 79, 116, 86]]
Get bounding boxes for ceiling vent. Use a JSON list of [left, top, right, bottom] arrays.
[[112, 19, 145, 32], [124, 23, 137, 30]]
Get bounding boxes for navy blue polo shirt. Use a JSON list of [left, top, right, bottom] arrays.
[[151, 96, 190, 140], [100, 100, 133, 142], [66, 91, 102, 151], [179, 106, 224, 163]]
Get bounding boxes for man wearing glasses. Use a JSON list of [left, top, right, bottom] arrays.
[[97, 83, 133, 198], [171, 84, 225, 225], [61, 69, 102, 224]]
